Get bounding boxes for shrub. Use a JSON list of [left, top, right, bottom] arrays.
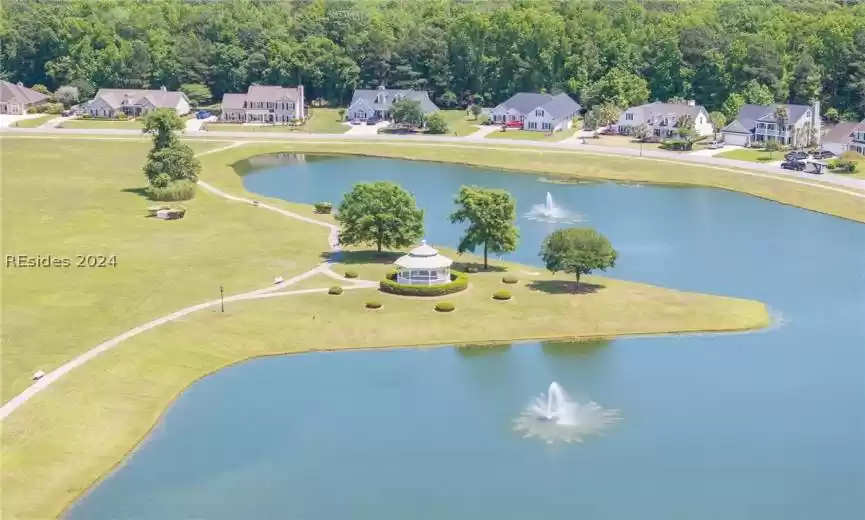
[[314, 201, 333, 214], [146, 180, 196, 201], [435, 301, 456, 312], [379, 271, 469, 297], [365, 300, 382, 309], [116, 112, 128, 120], [345, 270, 359, 279], [493, 290, 512, 301], [328, 286, 344, 295], [45, 102, 64, 115], [502, 275, 519, 284]]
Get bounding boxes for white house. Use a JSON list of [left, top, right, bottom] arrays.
[[220, 85, 305, 124], [87, 87, 190, 118], [613, 100, 713, 138], [721, 102, 821, 148], [821, 121, 865, 155], [347, 86, 438, 121], [490, 92, 581, 132], [0, 80, 49, 114]]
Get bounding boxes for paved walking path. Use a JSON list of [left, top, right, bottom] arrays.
[[0, 141, 373, 421]]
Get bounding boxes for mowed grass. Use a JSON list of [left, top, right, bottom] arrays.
[[485, 126, 579, 141], [11, 114, 55, 128], [1, 246, 769, 520], [435, 109, 484, 136], [587, 134, 666, 151], [59, 118, 145, 129], [0, 138, 327, 400], [189, 140, 865, 223], [716, 148, 780, 163], [203, 108, 349, 134]]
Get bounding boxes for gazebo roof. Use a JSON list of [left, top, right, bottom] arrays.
[[395, 240, 453, 269]]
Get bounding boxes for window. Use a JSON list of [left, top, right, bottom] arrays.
[[653, 128, 661, 136], [527, 122, 537, 130], [625, 113, 634, 121], [542, 122, 550, 130], [535, 109, 544, 117]]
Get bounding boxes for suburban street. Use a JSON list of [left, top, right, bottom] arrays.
[[4, 125, 864, 192]]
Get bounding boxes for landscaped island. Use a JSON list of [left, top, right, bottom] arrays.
[[0, 137, 776, 520]]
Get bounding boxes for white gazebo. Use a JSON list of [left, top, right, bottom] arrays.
[[394, 240, 453, 285]]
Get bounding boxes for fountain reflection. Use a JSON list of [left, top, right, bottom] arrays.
[[513, 382, 620, 444]]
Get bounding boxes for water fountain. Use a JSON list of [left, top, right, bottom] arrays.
[[513, 382, 620, 444], [524, 192, 583, 223]]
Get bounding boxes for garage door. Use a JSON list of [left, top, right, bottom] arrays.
[[723, 133, 748, 146]]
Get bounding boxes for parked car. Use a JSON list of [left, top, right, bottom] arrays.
[[61, 110, 72, 117], [780, 160, 806, 171], [708, 141, 725, 149], [366, 118, 380, 125], [504, 120, 523, 129], [350, 119, 361, 125], [812, 149, 836, 160], [785, 150, 809, 161], [195, 110, 212, 120]]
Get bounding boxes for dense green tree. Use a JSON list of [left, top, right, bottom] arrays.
[[721, 92, 746, 119], [179, 84, 212, 107], [55, 86, 79, 108], [581, 67, 649, 108], [470, 104, 482, 120], [741, 80, 775, 106], [708, 111, 727, 137], [391, 99, 425, 127], [449, 186, 519, 269], [336, 182, 424, 253], [143, 144, 201, 185], [425, 113, 449, 134], [142, 109, 185, 150], [540, 227, 617, 291]]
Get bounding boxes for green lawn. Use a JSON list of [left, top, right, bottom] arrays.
[[435, 109, 484, 136], [59, 118, 145, 129], [11, 114, 56, 128], [588, 134, 666, 151], [485, 126, 579, 141], [716, 148, 780, 163], [203, 108, 349, 134]]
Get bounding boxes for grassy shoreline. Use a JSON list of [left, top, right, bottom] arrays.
[[0, 138, 775, 520]]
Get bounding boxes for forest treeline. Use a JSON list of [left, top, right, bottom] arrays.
[[1, 0, 864, 118]]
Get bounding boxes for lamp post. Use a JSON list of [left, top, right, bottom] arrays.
[[219, 285, 224, 313]]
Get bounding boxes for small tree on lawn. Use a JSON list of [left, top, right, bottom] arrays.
[[336, 182, 424, 253], [470, 104, 483, 120], [634, 122, 651, 142], [144, 145, 201, 185], [425, 113, 449, 134], [708, 111, 727, 140], [540, 227, 617, 292], [449, 186, 520, 269], [765, 140, 781, 159], [391, 98, 425, 127], [338, 108, 346, 120], [180, 83, 213, 107], [142, 108, 185, 150]]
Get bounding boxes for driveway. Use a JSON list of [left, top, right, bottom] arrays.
[[0, 114, 43, 128], [690, 145, 741, 157], [185, 116, 215, 132], [465, 125, 501, 140], [344, 121, 388, 135]]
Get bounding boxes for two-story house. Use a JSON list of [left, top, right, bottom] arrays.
[[346, 86, 438, 121], [490, 92, 581, 132], [612, 101, 713, 138], [87, 87, 191, 118], [0, 80, 49, 114], [822, 121, 865, 156], [721, 102, 820, 148], [220, 85, 305, 124]]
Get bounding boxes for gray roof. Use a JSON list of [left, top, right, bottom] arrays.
[[221, 93, 247, 110], [722, 119, 751, 135], [822, 121, 861, 144], [637, 101, 705, 119], [349, 88, 438, 113], [0, 80, 49, 105], [724, 103, 811, 134], [94, 88, 187, 110], [541, 93, 582, 119], [494, 93, 558, 115], [245, 85, 302, 103]]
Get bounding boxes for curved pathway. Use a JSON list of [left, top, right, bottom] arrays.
[[0, 142, 373, 421]]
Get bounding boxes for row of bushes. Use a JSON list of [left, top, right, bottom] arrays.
[[78, 113, 130, 121], [28, 102, 64, 115], [146, 180, 197, 201], [314, 201, 333, 214], [829, 158, 859, 173], [379, 270, 468, 296]]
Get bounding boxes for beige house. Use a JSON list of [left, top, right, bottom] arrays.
[[220, 85, 305, 124], [0, 80, 49, 114], [87, 87, 191, 118]]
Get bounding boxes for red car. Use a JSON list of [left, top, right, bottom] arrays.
[[504, 120, 523, 129]]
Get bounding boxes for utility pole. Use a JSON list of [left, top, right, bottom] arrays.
[[219, 285, 224, 313]]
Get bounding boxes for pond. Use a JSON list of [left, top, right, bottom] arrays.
[[66, 154, 865, 520]]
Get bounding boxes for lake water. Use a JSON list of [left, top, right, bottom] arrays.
[[66, 155, 865, 520]]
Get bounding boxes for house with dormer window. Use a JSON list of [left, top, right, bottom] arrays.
[[220, 85, 305, 124], [347, 86, 438, 121], [87, 87, 190, 118], [489, 92, 581, 132], [720, 102, 821, 148], [612, 100, 713, 138], [822, 120, 865, 155]]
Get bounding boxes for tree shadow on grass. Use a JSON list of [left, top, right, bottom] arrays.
[[451, 261, 507, 273], [121, 187, 150, 199], [526, 280, 605, 295], [320, 250, 402, 265]]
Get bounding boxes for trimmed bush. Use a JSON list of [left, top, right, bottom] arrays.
[[328, 286, 344, 295], [314, 201, 333, 214], [435, 301, 456, 312], [379, 271, 468, 297], [365, 300, 382, 309], [502, 275, 519, 284], [344, 270, 359, 279], [493, 290, 512, 301], [147, 180, 196, 201]]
